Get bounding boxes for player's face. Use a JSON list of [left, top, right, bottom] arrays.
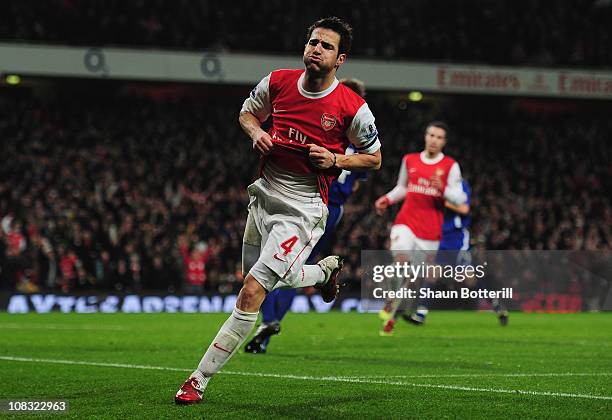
[[304, 28, 346, 75], [424, 126, 447, 155]]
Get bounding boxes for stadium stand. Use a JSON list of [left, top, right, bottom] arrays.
[[1, 89, 610, 292], [1, 0, 611, 67]]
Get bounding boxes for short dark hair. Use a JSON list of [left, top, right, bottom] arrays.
[[426, 121, 450, 140], [340, 78, 366, 97], [306, 17, 353, 56]]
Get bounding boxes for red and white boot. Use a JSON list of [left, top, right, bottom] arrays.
[[175, 376, 208, 405]]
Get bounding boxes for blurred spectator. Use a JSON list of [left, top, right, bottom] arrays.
[[178, 234, 211, 294], [1, 0, 611, 68]]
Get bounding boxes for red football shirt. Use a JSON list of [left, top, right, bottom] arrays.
[[242, 69, 381, 203], [390, 152, 459, 241]]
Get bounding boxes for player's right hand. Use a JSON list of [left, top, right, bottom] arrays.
[[252, 131, 273, 155], [374, 196, 390, 215]]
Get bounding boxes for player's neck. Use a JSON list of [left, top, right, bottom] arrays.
[[424, 150, 441, 159], [302, 71, 336, 93]]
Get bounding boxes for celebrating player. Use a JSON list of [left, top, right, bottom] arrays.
[[175, 18, 382, 404], [244, 78, 369, 354], [375, 121, 466, 334]]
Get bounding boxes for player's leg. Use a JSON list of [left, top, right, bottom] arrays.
[[402, 249, 448, 326], [265, 202, 343, 302], [379, 224, 413, 322], [261, 289, 279, 324], [381, 228, 438, 334], [244, 289, 285, 353], [176, 272, 267, 404], [308, 205, 345, 301], [403, 277, 433, 326], [306, 204, 343, 264], [475, 276, 509, 326], [248, 288, 298, 353], [275, 288, 297, 319], [242, 209, 262, 277], [243, 199, 341, 357], [176, 195, 271, 404], [400, 239, 440, 326]]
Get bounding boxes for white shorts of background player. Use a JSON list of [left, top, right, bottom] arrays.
[[389, 224, 439, 291]]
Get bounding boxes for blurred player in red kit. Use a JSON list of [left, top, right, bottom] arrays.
[[176, 17, 382, 404], [375, 122, 466, 334]]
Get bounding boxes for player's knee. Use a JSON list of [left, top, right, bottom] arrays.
[[236, 275, 266, 311]]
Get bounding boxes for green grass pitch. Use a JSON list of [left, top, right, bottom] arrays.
[[1, 311, 611, 419]]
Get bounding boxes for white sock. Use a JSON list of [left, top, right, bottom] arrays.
[[195, 307, 258, 377], [296, 265, 325, 287]]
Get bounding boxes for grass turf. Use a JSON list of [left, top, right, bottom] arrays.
[[1, 311, 611, 419]]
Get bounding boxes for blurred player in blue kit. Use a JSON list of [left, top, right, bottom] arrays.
[[245, 78, 368, 354]]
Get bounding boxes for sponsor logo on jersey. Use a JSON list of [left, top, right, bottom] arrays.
[[408, 182, 441, 197], [321, 113, 337, 131], [288, 127, 308, 143]]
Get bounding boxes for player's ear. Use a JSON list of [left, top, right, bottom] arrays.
[[335, 53, 347, 68]]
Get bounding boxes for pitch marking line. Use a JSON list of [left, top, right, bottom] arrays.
[[354, 372, 612, 379], [1, 356, 611, 401]]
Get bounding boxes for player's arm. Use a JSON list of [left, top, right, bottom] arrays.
[[309, 102, 382, 171], [308, 146, 380, 170], [239, 112, 273, 155], [336, 149, 381, 170], [375, 158, 408, 214], [444, 200, 470, 215], [239, 74, 273, 155], [443, 162, 467, 205]]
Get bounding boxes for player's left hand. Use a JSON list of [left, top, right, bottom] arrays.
[[308, 144, 335, 169], [430, 175, 443, 191]]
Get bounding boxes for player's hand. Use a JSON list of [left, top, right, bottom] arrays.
[[308, 144, 335, 169], [252, 131, 274, 155], [430, 175, 443, 191], [374, 196, 390, 215]]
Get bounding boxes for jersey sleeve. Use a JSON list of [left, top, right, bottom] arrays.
[[347, 103, 381, 154], [240, 74, 272, 123], [443, 162, 467, 205], [385, 156, 408, 204]]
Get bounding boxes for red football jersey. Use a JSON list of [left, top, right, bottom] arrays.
[[393, 153, 457, 241], [242, 69, 381, 203]]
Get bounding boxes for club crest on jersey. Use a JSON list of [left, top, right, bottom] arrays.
[[321, 113, 337, 131]]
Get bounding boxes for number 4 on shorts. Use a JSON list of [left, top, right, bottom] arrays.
[[280, 235, 298, 256]]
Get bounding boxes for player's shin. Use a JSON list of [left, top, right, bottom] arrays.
[[193, 307, 258, 381]]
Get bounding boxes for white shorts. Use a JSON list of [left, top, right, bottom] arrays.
[[390, 224, 440, 251], [243, 178, 328, 291], [390, 224, 439, 266]]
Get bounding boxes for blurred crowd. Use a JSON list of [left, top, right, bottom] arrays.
[[2, 0, 611, 68], [0, 91, 610, 294]]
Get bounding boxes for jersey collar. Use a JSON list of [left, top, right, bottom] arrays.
[[297, 72, 339, 99], [420, 151, 445, 165]]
